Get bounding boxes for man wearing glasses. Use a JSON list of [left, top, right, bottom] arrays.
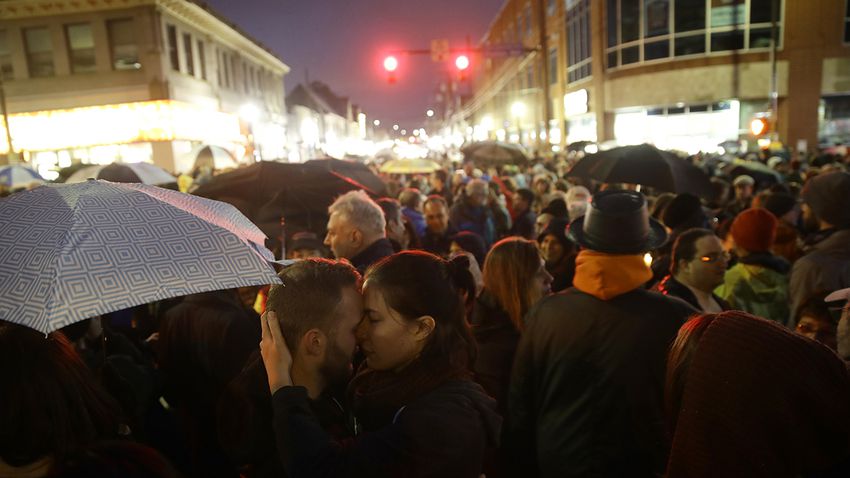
[[655, 228, 731, 313]]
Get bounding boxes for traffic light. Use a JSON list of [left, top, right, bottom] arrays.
[[383, 55, 399, 84], [455, 54, 470, 81]]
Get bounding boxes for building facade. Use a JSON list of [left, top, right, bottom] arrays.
[[0, 0, 290, 176], [286, 81, 368, 162], [462, 0, 850, 154]]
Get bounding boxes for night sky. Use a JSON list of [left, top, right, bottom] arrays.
[[204, 0, 504, 130]]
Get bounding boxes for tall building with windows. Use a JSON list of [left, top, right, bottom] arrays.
[[463, 0, 850, 154], [0, 0, 290, 176]]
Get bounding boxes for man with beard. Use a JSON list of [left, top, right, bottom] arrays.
[[218, 259, 363, 478], [790, 171, 850, 326]]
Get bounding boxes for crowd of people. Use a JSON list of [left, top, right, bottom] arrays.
[[3, 146, 850, 478]]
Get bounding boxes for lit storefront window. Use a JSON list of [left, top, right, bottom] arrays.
[[0, 100, 242, 153]]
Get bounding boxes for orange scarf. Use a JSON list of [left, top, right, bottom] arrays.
[[573, 250, 652, 300]]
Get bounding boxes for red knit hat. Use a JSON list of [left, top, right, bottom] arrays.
[[730, 208, 777, 253]]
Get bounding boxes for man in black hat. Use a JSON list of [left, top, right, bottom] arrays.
[[505, 190, 697, 478], [789, 171, 850, 327]]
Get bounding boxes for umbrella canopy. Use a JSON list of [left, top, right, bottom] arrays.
[[722, 160, 783, 187], [65, 162, 176, 185], [0, 165, 45, 189], [304, 158, 387, 196], [192, 161, 382, 239], [566, 143, 714, 198], [193, 145, 239, 171], [462, 140, 529, 166], [379, 158, 441, 174], [0, 180, 281, 333]]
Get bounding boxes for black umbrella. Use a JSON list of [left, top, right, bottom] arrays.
[[566, 144, 714, 198], [722, 160, 783, 187], [304, 158, 387, 196], [461, 140, 529, 166], [193, 161, 385, 240]]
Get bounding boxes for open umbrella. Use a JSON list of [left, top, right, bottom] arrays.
[[462, 140, 529, 166], [0, 180, 281, 333], [192, 161, 382, 239], [0, 165, 45, 189], [379, 158, 441, 174], [566, 143, 714, 198], [722, 159, 783, 187], [304, 158, 387, 196], [65, 162, 176, 185]]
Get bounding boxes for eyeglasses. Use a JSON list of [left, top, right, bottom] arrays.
[[698, 251, 731, 264]]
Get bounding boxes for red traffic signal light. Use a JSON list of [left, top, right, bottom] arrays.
[[455, 54, 470, 71], [383, 55, 399, 72], [750, 117, 769, 136]]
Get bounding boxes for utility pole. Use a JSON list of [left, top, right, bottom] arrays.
[[769, 0, 779, 140], [537, 0, 552, 150]]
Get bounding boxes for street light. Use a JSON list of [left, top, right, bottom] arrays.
[[392, 124, 399, 131], [373, 119, 381, 126], [426, 109, 435, 118]]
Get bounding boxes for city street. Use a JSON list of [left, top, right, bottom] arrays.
[[1, 1, 850, 477]]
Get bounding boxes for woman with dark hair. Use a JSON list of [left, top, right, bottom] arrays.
[[260, 251, 501, 477], [0, 323, 123, 475], [472, 237, 552, 415], [449, 231, 488, 269], [537, 217, 577, 292], [665, 311, 850, 477]]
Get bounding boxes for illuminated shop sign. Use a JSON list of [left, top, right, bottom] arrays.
[[0, 100, 242, 153]]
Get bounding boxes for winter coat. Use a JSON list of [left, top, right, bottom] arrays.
[[470, 291, 520, 416], [715, 252, 790, 324], [789, 229, 850, 326], [421, 226, 457, 258], [506, 288, 697, 478], [449, 200, 496, 248], [350, 238, 395, 275], [271, 380, 501, 478], [510, 209, 537, 240]]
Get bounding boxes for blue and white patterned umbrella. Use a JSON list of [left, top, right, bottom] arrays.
[[0, 180, 282, 333], [0, 165, 45, 189]]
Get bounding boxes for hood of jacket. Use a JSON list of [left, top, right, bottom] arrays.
[[573, 250, 653, 300], [738, 251, 791, 274], [421, 379, 503, 448]]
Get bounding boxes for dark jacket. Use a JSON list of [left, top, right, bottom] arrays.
[[471, 291, 520, 416], [350, 238, 395, 274], [790, 228, 850, 326], [272, 380, 501, 478], [506, 288, 697, 478], [655, 275, 732, 312], [510, 208, 537, 240], [218, 355, 350, 478], [421, 226, 457, 258]]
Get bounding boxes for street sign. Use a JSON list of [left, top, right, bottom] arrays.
[[431, 39, 449, 62]]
